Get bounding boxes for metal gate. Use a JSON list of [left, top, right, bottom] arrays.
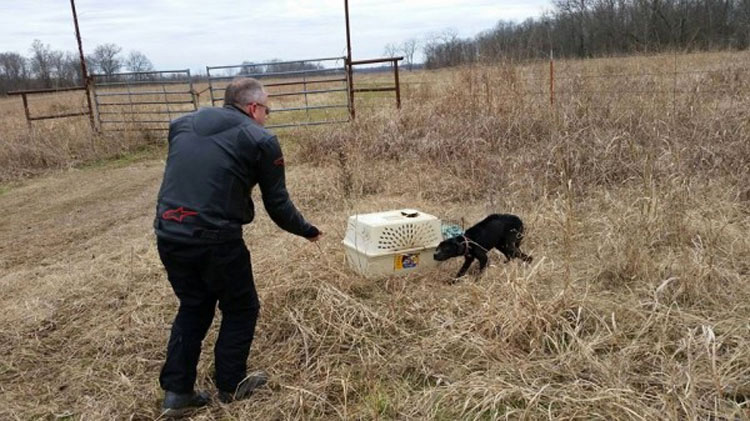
[[206, 57, 350, 129], [91, 69, 197, 131]]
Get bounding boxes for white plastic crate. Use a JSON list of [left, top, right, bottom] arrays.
[[342, 209, 442, 278]]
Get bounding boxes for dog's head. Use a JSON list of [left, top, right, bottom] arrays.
[[433, 236, 466, 261]]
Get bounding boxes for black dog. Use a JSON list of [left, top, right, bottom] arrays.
[[433, 214, 532, 278]]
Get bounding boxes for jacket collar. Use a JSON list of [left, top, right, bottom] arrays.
[[225, 103, 253, 119]]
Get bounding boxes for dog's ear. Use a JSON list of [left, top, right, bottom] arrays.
[[434, 240, 449, 254], [449, 236, 465, 255], [435, 238, 461, 258]]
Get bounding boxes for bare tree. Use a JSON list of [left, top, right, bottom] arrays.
[[58, 52, 82, 85], [48, 50, 80, 86], [400, 38, 419, 70], [237, 61, 258, 75], [89, 43, 123, 77], [423, 29, 475, 69], [29, 39, 53, 87], [125, 50, 154, 73], [383, 42, 399, 57], [436, 28, 460, 44], [0, 52, 28, 93], [263, 59, 323, 73], [422, 0, 749, 69]]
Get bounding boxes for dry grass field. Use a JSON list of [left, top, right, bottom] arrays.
[[1, 51, 749, 420]]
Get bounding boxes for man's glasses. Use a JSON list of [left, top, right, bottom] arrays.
[[253, 103, 271, 116]]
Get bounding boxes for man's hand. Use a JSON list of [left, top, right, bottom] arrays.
[[306, 231, 323, 242]]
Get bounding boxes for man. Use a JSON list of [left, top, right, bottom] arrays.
[[153, 77, 322, 415]]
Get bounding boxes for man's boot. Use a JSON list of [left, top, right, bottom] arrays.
[[218, 371, 269, 404], [161, 390, 210, 416]]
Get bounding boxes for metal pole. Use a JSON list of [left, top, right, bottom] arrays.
[[549, 49, 555, 106], [163, 84, 172, 122], [393, 59, 401, 109], [92, 78, 103, 129], [21, 93, 32, 130], [187, 69, 198, 110], [207, 66, 217, 106], [70, 0, 96, 132], [303, 73, 309, 117], [344, 0, 355, 119], [672, 49, 677, 123], [345, 0, 352, 64]]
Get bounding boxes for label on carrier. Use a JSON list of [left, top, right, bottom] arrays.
[[394, 253, 419, 270]]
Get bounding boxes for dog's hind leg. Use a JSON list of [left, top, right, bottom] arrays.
[[456, 255, 475, 278]]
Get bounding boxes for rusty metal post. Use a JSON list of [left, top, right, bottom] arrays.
[[21, 93, 32, 129], [70, 0, 96, 132], [672, 49, 677, 123], [344, 0, 355, 119], [344, 0, 352, 71], [206, 66, 217, 106], [187, 69, 198, 110], [303, 73, 310, 117], [549, 49, 555, 105], [393, 59, 401, 109], [91, 78, 103, 129]]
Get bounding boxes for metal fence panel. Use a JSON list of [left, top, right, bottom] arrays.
[[206, 57, 350, 129], [91, 69, 196, 131], [8, 86, 93, 129]]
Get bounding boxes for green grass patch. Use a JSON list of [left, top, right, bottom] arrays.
[[0, 180, 24, 197], [76, 142, 166, 172], [364, 383, 396, 419]]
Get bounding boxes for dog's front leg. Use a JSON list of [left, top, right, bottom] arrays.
[[476, 252, 489, 272], [456, 255, 475, 278], [509, 244, 533, 263], [515, 250, 533, 263], [498, 244, 514, 263]]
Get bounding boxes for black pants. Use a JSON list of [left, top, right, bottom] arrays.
[[157, 237, 260, 394]]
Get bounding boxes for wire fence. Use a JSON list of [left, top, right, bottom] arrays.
[[389, 52, 750, 115], [4, 52, 748, 134]]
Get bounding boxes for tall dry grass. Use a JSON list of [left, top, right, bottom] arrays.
[[292, 51, 750, 418], [0, 51, 749, 419], [0, 89, 169, 181]]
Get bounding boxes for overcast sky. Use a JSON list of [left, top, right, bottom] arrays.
[[1, 0, 552, 73]]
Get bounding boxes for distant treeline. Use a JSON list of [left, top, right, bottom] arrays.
[[0, 40, 153, 95], [0, 45, 339, 95], [237, 59, 325, 75], [424, 0, 750, 68]]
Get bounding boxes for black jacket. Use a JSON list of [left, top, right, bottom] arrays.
[[154, 105, 318, 244]]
